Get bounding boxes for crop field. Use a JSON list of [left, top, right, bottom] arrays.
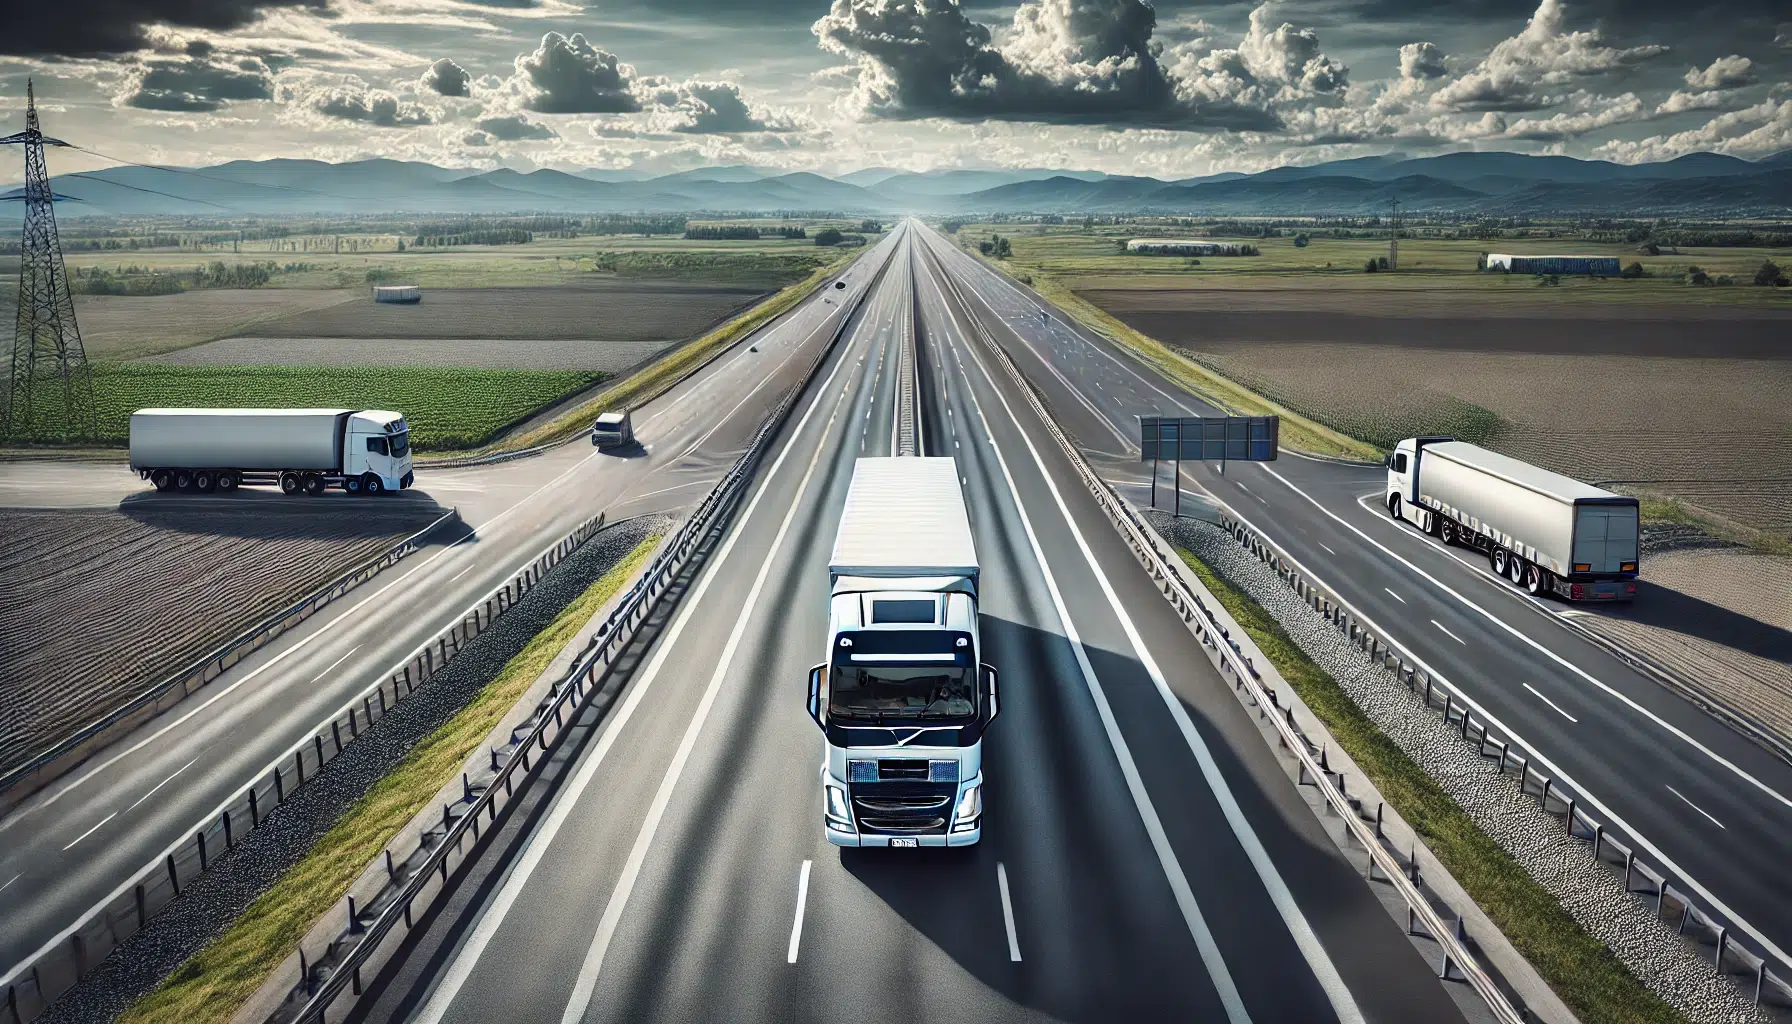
[[955, 223, 1792, 308], [5, 364, 604, 450], [142, 336, 668, 372], [1083, 288, 1792, 534], [232, 282, 766, 342], [71, 289, 360, 361], [0, 503, 441, 777]]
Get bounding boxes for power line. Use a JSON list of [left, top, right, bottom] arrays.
[[59, 171, 232, 210]]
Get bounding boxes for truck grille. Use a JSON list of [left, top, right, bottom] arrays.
[[847, 759, 959, 783], [848, 781, 957, 835]]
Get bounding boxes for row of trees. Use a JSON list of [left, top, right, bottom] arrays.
[[412, 228, 532, 246], [69, 260, 277, 295]]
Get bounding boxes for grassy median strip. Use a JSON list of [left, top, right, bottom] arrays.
[[1172, 545, 1684, 1024], [956, 244, 1380, 463], [120, 534, 661, 1024], [501, 263, 839, 452]]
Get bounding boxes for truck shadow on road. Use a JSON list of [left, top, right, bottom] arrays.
[[1576, 581, 1792, 666], [115, 491, 455, 540]]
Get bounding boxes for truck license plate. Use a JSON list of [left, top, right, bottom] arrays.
[[890, 837, 919, 848]]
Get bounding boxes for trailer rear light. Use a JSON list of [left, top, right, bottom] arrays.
[[1570, 584, 1585, 599], [1625, 582, 1637, 594], [1573, 563, 1591, 573], [1621, 562, 1637, 573]]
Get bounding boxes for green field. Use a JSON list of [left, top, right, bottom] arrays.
[[951, 223, 1792, 307], [4, 364, 604, 450]]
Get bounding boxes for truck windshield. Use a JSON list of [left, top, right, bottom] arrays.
[[389, 431, 410, 457], [830, 663, 974, 721]]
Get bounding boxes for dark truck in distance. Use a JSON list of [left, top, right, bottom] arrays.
[[1386, 437, 1639, 601]]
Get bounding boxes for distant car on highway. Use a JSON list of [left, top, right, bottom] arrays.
[[591, 410, 634, 449]]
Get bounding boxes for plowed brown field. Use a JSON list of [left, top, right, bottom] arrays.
[[0, 502, 443, 775]]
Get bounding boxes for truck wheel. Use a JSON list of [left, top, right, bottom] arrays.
[[1491, 547, 1508, 578], [281, 473, 301, 496], [363, 474, 384, 495], [344, 475, 361, 494], [1525, 564, 1549, 596], [1508, 554, 1527, 585], [1388, 494, 1403, 521], [1440, 519, 1459, 545], [194, 471, 216, 493], [174, 470, 194, 491], [302, 474, 325, 496], [152, 470, 173, 492], [217, 472, 238, 492]]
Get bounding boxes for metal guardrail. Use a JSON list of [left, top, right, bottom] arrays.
[[932, 250, 1531, 1024], [1215, 513, 1792, 1013], [0, 507, 461, 803], [0, 511, 610, 1024], [271, 238, 891, 1024]]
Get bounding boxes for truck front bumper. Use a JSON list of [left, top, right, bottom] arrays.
[[824, 823, 980, 848]]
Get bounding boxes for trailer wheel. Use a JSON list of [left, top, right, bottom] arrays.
[[1525, 564, 1549, 596], [362, 474, 384, 495], [194, 470, 216, 493], [302, 474, 325, 496], [152, 469, 173, 492], [343, 475, 361, 494], [1440, 519, 1459, 545], [1490, 547, 1509, 578], [1507, 553, 1527, 585], [217, 472, 238, 492], [280, 472, 301, 496], [174, 470, 194, 491]]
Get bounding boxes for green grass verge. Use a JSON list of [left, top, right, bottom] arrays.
[[958, 245, 1381, 462], [496, 263, 838, 452], [118, 533, 662, 1024], [1171, 544, 1684, 1024], [4, 364, 604, 450]]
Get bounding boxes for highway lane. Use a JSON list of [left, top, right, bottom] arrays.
[[914, 224, 1792, 970], [357, 226, 1463, 1024], [0, 230, 906, 983]]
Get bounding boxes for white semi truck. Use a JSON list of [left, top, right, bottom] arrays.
[[807, 457, 998, 848], [1385, 436, 1639, 601], [130, 408, 415, 497]]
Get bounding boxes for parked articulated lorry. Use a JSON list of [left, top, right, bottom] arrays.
[[808, 457, 998, 847], [1386, 436, 1638, 601], [130, 408, 415, 497]]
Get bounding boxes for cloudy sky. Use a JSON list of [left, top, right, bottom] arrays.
[[3, 0, 1789, 178]]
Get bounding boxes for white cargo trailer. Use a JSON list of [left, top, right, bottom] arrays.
[[130, 408, 414, 497], [1385, 437, 1638, 601], [807, 457, 998, 848]]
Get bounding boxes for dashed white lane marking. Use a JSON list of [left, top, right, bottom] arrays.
[[126, 757, 199, 813], [787, 860, 812, 964], [1383, 588, 1405, 604], [997, 862, 1022, 962], [1319, 543, 1336, 555], [1522, 683, 1579, 724], [0, 874, 19, 895], [63, 813, 117, 851], [447, 565, 474, 583], [308, 645, 362, 683], [1431, 619, 1467, 645], [1666, 786, 1725, 829]]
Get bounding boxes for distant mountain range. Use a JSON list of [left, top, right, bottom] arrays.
[[7, 150, 1789, 218]]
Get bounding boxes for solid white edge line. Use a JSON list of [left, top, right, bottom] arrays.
[[917, 258, 1251, 1024], [1666, 786, 1725, 830], [62, 812, 116, 851], [940, 253, 1367, 1024], [997, 862, 1022, 963], [556, 311, 869, 1024], [1522, 683, 1580, 724], [788, 860, 813, 964], [411, 250, 878, 1024], [1258, 462, 1792, 812]]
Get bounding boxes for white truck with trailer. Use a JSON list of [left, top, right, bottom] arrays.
[[1385, 436, 1639, 601], [130, 408, 415, 497], [807, 457, 998, 848]]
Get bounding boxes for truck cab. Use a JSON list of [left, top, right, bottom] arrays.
[[591, 410, 634, 450], [344, 411, 414, 493]]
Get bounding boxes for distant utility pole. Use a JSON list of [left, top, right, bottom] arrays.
[[1388, 197, 1402, 271], [2, 79, 93, 440]]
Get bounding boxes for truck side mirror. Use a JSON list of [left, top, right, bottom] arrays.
[[807, 664, 826, 731], [981, 664, 999, 726]]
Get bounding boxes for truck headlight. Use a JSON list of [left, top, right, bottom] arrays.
[[825, 783, 852, 824], [954, 784, 982, 822]]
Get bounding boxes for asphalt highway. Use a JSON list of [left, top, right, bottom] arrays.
[[911, 224, 1792, 972], [350, 223, 1465, 1024], [0, 229, 905, 984]]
